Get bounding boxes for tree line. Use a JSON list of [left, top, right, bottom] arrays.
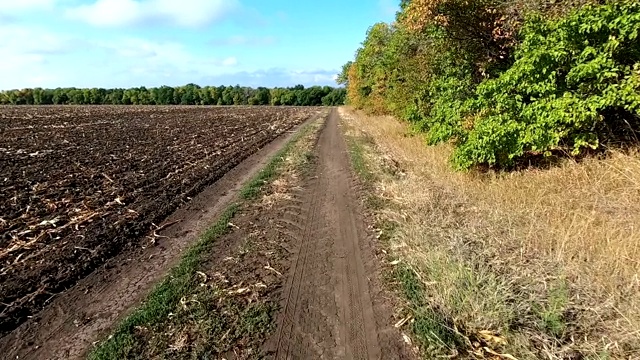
[[0, 84, 346, 106], [341, 0, 640, 170]]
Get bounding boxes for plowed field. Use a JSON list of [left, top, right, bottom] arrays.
[[0, 105, 319, 336]]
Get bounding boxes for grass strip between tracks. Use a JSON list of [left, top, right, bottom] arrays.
[[89, 114, 325, 360]]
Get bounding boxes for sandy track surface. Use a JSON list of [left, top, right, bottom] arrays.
[[266, 109, 412, 359]]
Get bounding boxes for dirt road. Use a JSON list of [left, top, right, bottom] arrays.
[[266, 109, 411, 359]]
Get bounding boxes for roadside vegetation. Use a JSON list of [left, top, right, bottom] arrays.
[[341, 0, 640, 170], [0, 84, 346, 106], [340, 1, 639, 357], [89, 115, 326, 359], [341, 107, 640, 358]]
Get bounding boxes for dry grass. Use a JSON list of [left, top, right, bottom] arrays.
[[261, 116, 324, 208], [340, 107, 640, 359]]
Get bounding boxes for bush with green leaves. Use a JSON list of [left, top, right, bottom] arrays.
[[414, 50, 475, 146], [453, 2, 640, 169]]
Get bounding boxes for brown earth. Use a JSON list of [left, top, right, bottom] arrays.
[[0, 106, 319, 336], [179, 109, 413, 359], [89, 109, 413, 359], [263, 109, 412, 359], [0, 107, 413, 359], [0, 106, 319, 354]]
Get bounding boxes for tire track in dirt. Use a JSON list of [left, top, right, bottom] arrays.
[[267, 109, 411, 359]]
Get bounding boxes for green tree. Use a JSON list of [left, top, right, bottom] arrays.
[[322, 88, 347, 106], [249, 87, 271, 105], [2, 84, 345, 107], [337, 61, 352, 86]]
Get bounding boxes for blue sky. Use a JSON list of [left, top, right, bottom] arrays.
[[0, 0, 398, 89]]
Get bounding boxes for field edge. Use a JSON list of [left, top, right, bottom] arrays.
[[88, 111, 329, 359]]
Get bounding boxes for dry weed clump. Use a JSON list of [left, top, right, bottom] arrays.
[[340, 107, 640, 358], [260, 118, 324, 209]]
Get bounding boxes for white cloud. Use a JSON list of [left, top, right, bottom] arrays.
[[99, 38, 237, 69], [87, 37, 239, 87], [0, 24, 76, 56], [0, 23, 239, 89], [66, 0, 239, 27], [210, 35, 277, 47], [0, 24, 72, 88], [1, 26, 77, 55], [222, 57, 238, 66], [0, 0, 56, 13]]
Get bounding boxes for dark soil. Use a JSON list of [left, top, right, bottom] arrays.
[[108, 188, 301, 359], [0, 105, 319, 336]]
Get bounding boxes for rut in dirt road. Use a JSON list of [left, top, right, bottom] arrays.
[[267, 109, 411, 359]]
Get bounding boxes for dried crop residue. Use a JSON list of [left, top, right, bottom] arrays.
[[1, 106, 414, 359], [340, 106, 640, 359], [0, 106, 321, 359], [116, 109, 414, 359], [89, 115, 329, 359], [0, 106, 319, 335]]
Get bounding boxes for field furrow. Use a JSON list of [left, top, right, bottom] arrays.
[[0, 105, 320, 336]]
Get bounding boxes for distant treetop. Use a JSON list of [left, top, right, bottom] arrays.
[[0, 84, 346, 107]]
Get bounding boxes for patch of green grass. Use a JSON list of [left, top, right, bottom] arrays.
[[346, 132, 397, 215], [346, 136, 375, 184], [587, 351, 612, 360], [89, 205, 238, 360], [536, 279, 568, 338], [239, 302, 277, 336], [342, 127, 480, 357], [395, 263, 426, 306], [240, 118, 321, 200], [90, 117, 324, 360], [394, 264, 466, 354], [364, 194, 387, 210], [344, 127, 469, 355], [298, 151, 317, 174], [240, 150, 287, 201], [376, 219, 398, 243], [238, 234, 257, 256]]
